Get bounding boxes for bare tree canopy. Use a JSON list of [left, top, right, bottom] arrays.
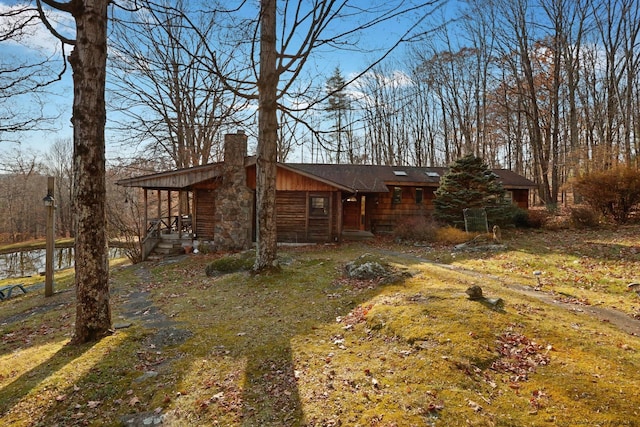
[[108, 0, 249, 168], [0, 3, 68, 139]]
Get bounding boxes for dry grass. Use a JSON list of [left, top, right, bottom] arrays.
[[1, 229, 640, 426]]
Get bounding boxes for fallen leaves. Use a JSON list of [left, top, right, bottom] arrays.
[[336, 304, 373, 328], [491, 332, 551, 382]]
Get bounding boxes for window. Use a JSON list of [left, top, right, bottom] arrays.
[[310, 196, 328, 216], [392, 187, 402, 204], [505, 191, 513, 203], [425, 171, 439, 178], [393, 170, 407, 176], [415, 188, 423, 204]]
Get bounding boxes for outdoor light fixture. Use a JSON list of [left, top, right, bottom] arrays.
[[43, 192, 55, 207]]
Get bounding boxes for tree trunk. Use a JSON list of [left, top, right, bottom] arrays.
[[68, 0, 111, 344], [254, 0, 280, 273]]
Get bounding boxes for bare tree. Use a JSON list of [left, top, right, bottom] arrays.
[[0, 148, 45, 242], [36, 0, 111, 343], [109, 0, 247, 168], [43, 138, 74, 238], [0, 3, 66, 140]]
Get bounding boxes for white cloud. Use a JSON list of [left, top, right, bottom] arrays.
[[349, 69, 414, 106], [0, 2, 75, 55]]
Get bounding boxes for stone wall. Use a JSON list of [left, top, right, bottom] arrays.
[[213, 131, 253, 250]]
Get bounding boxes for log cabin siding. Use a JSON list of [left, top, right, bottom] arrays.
[[369, 186, 433, 233], [275, 191, 336, 242], [275, 191, 308, 242], [195, 188, 216, 239]]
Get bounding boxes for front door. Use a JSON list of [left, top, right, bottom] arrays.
[[343, 196, 361, 230]]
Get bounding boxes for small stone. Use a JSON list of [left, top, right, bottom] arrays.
[[114, 322, 133, 330], [465, 285, 483, 300]]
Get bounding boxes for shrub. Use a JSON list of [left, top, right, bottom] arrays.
[[572, 165, 640, 224], [205, 251, 255, 277], [511, 208, 532, 228], [524, 209, 550, 228], [487, 204, 528, 228], [435, 226, 470, 244], [393, 215, 439, 242], [569, 206, 600, 228]]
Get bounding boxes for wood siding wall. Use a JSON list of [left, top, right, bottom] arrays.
[[247, 166, 336, 191], [195, 188, 216, 239], [368, 186, 434, 233], [275, 190, 337, 243], [276, 191, 307, 242]]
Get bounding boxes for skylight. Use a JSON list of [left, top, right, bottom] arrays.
[[425, 171, 440, 177], [393, 170, 407, 176]]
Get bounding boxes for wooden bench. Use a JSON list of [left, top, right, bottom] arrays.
[[0, 284, 27, 301]]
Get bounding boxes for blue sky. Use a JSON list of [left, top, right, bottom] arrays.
[[0, 0, 458, 163]]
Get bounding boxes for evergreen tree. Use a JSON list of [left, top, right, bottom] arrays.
[[325, 67, 350, 163], [433, 154, 511, 228]]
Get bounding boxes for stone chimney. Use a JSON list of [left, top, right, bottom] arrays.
[[214, 130, 253, 250]]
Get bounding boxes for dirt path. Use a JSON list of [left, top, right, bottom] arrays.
[[113, 260, 192, 427]]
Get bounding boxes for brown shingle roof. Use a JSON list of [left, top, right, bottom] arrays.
[[117, 160, 536, 192], [285, 164, 536, 192]]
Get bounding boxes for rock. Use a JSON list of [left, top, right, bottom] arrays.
[[485, 297, 505, 310], [628, 283, 640, 296], [466, 286, 505, 311], [465, 285, 484, 300], [345, 254, 392, 280]]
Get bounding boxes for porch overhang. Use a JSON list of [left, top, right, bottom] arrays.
[[116, 163, 224, 190]]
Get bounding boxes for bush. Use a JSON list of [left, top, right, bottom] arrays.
[[511, 208, 532, 228], [572, 166, 640, 224], [205, 251, 255, 277], [435, 226, 470, 244], [569, 206, 600, 228], [487, 204, 528, 228], [524, 209, 550, 228], [393, 215, 439, 242]]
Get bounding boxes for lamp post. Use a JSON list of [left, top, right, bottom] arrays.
[[43, 176, 55, 297]]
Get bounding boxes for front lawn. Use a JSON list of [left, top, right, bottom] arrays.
[[1, 227, 639, 426]]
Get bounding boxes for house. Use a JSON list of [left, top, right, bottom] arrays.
[[117, 131, 536, 257]]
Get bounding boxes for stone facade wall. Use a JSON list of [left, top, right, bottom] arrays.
[[213, 131, 253, 250]]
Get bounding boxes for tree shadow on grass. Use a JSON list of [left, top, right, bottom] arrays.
[[219, 264, 412, 426], [164, 248, 419, 427], [0, 340, 96, 421]]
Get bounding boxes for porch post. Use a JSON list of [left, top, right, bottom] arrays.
[[178, 191, 183, 238], [360, 195, 366, 231], [337, 192, 343, 242], [144, 189, 148, 238], [156, 190, 161, 231], [168, 190, 172, 232]]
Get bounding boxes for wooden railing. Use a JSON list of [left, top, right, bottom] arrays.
[[146, 215, 192, 236]]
